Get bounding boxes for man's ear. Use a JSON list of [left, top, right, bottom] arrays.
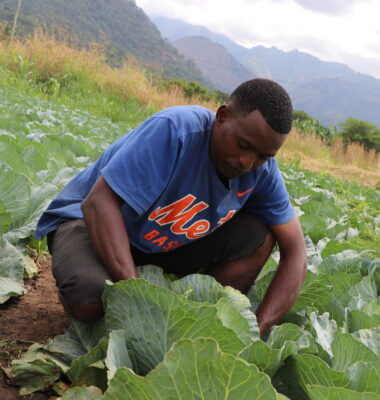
[[215, 104, 230, 123]]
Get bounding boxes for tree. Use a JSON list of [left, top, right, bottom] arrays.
[[10, 0, 23, 46], [293, 110, 313, 123], [338, 118, 380, 152]]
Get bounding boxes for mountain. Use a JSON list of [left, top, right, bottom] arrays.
[[244, 46, 353, 86], [291, 73, 380, 127], [0, 0, 208, 85], [152, 15, 248, 61], [171, 36, 253, 92], [152, 16, 354, 83], [152, 16, 380, 127]]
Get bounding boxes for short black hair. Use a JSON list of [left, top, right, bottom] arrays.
[[228, 79, 293, 134]]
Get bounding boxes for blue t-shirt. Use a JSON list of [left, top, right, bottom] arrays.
[[35, 106, 294, 253]]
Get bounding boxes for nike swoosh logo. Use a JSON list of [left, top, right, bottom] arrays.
[[237, 187, 254, 197]]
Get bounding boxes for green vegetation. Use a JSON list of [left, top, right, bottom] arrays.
[[339, 117, 380, 152], [293, 110, 337, 145], [0, 62, 153, 127], [293, 110, 380, 152], [0, 84, 135, 303], [162, 78, 228, 104], [7, 261, 380, 398], [293, 110, 313, 123]]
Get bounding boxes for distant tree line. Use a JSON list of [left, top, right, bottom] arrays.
[[161, 79, 228, 104], [293, 110, 380, 152]]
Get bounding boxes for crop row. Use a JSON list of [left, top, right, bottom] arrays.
[[0, 86, 379, 399]]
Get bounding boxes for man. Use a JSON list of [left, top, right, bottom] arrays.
[[35, 78, 307, 336]]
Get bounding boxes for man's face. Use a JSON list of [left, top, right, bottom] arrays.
[[210, 106, 287, 179]]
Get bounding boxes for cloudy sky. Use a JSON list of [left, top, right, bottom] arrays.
[[135, 0, 380, 79]]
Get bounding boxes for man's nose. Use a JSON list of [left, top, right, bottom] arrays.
[[238, 154, 256, 172]]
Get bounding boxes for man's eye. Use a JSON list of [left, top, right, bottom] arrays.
[[239, 142, 250, 150]]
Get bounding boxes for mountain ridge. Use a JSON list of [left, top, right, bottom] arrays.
[[152, 15, 355, 82], [152, 15, 380, 127], [172, 36, 253, 92]]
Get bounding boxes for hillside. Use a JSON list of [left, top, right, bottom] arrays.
[[0, 0, 208, 84], [172, 36, 253, 92], [152, 15, 380, 128]]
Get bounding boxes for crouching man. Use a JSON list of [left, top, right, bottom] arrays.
[[35, 78, 307, 336]]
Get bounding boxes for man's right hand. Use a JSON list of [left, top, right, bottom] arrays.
[[81, 175, 139, 282]]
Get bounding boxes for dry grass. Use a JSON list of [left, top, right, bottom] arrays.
[[0, 31, 215, 110], [1, 31, 106, 83], [1, 32, 378, 187], [278, 129, 380, 188], [331, 137, 379, 169]]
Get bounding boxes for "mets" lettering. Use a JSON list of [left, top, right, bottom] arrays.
[[148, 195, 210, 239]]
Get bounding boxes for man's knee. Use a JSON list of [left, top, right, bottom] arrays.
[[207, 229, 276, 293], [60, 296, 103, 323], [223, 213, 273, 261], [56, 272, 107, 320], [50, 219, 111, 321]]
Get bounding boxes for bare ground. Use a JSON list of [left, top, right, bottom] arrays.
[[0, 256, 68, 399]]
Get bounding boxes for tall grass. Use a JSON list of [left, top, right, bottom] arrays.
[[278, 129, 379, 188], [0, 31, 378, 187], [331, 137, 379, 168], [0, 31, 215, 124]]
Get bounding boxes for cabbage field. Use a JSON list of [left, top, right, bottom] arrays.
[[0, 86, 379, 399]]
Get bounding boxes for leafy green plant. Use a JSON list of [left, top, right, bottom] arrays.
[[293, 115, 337, 145], [7, 261, 379, 399]]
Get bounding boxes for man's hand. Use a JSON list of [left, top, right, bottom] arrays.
[[81, 176, 139, 282], [256, 217, 307, 336]]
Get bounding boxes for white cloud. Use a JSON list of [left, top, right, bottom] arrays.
[[136, 0, 380, 78], [293, 0, 372, 15]]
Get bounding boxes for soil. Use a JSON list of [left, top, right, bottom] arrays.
[[0, 256, 68, 399]]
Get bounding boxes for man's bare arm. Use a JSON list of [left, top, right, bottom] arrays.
[[81, 175, 139, 281], [256, 216, 307, 336]]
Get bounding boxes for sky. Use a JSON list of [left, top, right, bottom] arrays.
[[135, 0, 380, 79]]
